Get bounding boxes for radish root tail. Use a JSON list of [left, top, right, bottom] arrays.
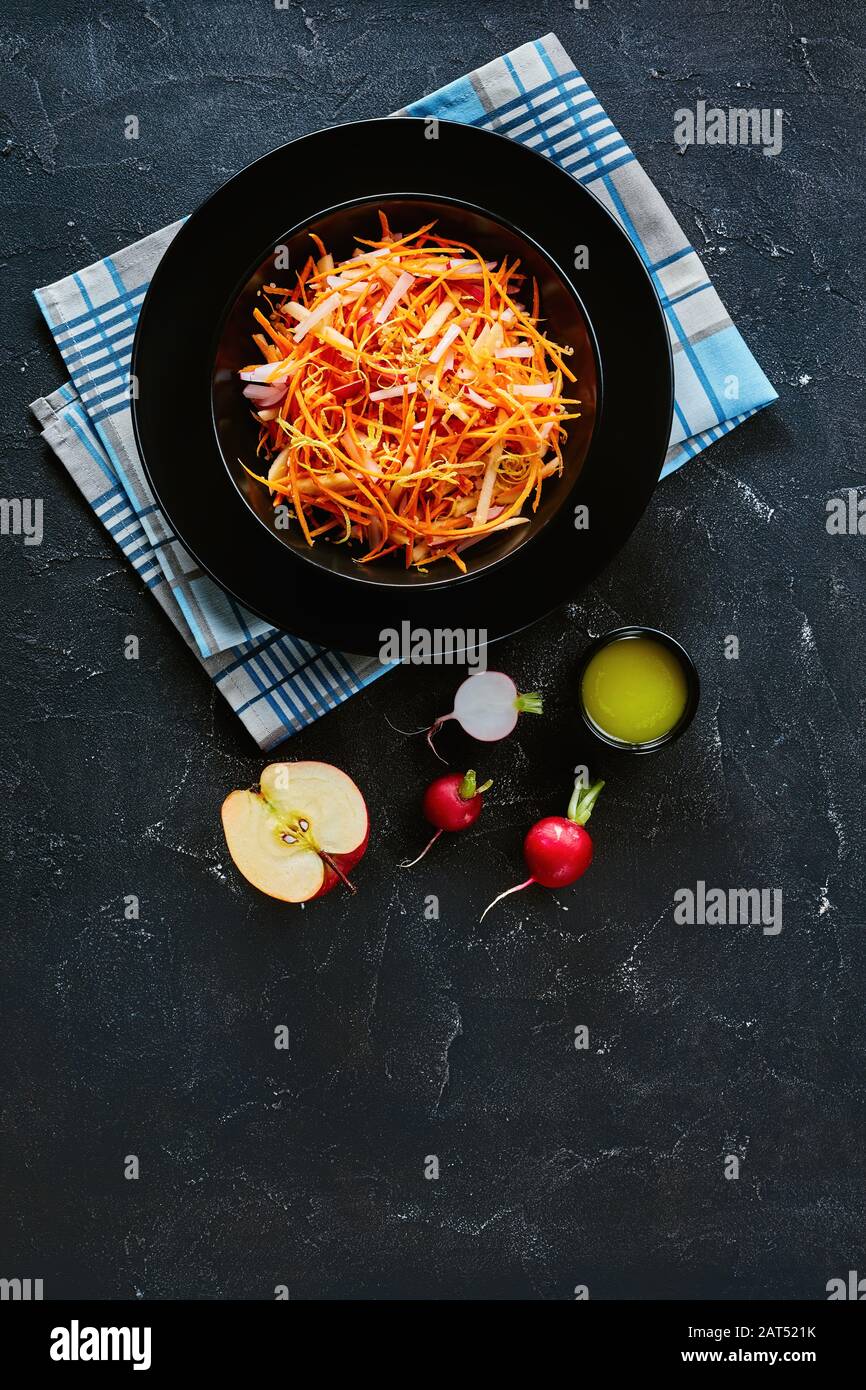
[[399, 828, 443, 869], [384, 714, 430, 737], [384, 711, 454, 761], [480, 877, 535, 923], [427, 714, 454, 763]]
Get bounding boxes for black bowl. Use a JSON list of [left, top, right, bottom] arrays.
[[132, 117, 673, 655], [212, 193, 601, 590]]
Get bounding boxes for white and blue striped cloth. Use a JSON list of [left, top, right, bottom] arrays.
[[31, 32, 776, 750]]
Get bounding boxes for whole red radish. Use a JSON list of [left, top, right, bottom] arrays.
[[401, 769, 492, 867], [480, 776, 604, 920]]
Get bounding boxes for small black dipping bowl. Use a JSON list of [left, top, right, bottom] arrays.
[[576, 625, 700, 754]]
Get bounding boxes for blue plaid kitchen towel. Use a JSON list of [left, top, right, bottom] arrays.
[[31, 32, 776, 750]]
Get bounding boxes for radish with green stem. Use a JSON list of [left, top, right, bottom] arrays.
[[480, 776, 605, 921], [400, 769, 493, 867], [389, 671, 543, 761]]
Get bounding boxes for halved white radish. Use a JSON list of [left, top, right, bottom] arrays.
[[454, 672, 527, 741], [390, 673, 543, 761]]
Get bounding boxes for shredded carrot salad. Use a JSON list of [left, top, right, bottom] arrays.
[[238, 213, 580, 572]]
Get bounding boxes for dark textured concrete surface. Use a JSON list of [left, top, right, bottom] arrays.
[[1, 0, 864, 1301]]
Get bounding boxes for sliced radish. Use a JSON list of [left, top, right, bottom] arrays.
[[369, 381, 418, 403], [392, 671, 543, 761], [428, 321, 462, 365], [239, 360, 289, 384], [454, 671, 540, 740], [350, 245, 396, 267], [267, 448, 291, 488], [243, 382, 288, 407], [292, 291, 340, 342], [455, 516, 528, 553], [495, 344, 533, 360], [474, 443, 503, 526], [319, 324, 355, 356], [417, 299, 455, 341], [325, 272, 370, 293], [513, 382, 554, 398], [374, 270, 415, 325]]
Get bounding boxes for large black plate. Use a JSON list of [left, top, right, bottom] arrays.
[[132, 118, 673, 655]]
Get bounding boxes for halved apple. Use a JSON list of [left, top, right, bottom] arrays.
[[221, 761, 369, 903]]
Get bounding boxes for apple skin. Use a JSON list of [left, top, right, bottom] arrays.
[[312, 821, 370, 899]]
